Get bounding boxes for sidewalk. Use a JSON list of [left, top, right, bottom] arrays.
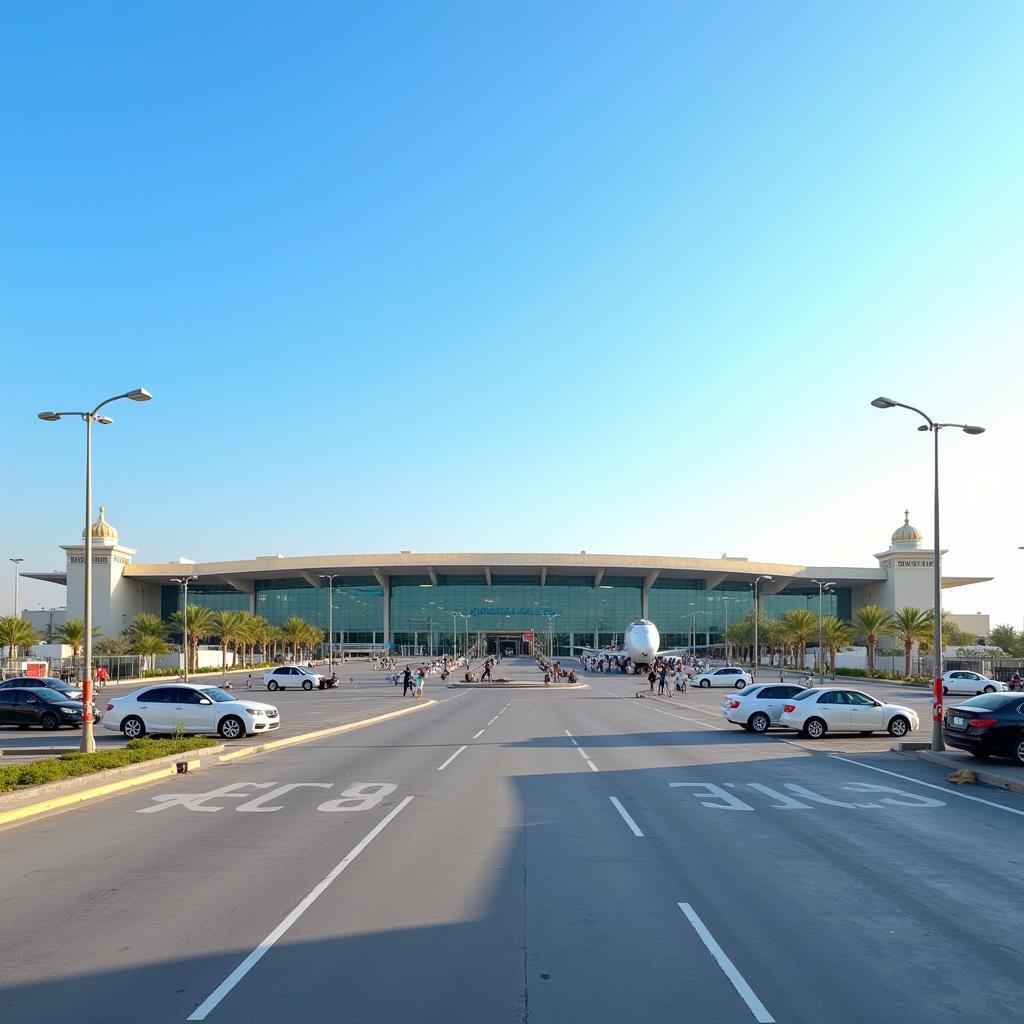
[[899, 746, 1024, 795]]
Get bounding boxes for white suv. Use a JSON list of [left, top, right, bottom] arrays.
[[693, 666, 752, 689], [264, 665, 327, 691]]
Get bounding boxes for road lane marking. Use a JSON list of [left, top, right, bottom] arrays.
[[585, 759, 599, 772], [830, 755, 1024, 817], [472, 729, 485, 739], [487, 716, 499, 726], [609, 796, 644, 836], [678, 903, 775, 1023], [437, 745, 468, 771], [187, 797, 414, 1021]]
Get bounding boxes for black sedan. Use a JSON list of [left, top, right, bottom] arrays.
[[943, 693, 1024, 765], [0, 675, 84, 701], [0, 687, 85, 730]]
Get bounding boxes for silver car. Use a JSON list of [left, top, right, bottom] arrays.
[[723, 683, 809, 732]]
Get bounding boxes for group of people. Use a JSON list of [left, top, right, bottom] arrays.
[[399, 665, 428, 699]]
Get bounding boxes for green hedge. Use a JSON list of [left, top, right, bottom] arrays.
[[0, 737, 217, 793], [140, 664, 273, 678]]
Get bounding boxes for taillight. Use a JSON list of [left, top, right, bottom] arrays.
[[969, 718, 998, 728], [728, 700, 740, 709], [105, 704, 114, 711], [783, 704, 795, 713]]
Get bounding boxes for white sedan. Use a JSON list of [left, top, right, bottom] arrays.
[[693, 666, 752, 689], [779, 687, 919, 739], [722, 684, 810, 732], [941, 670, 1005, 696], [103, 683, 280, 740], [264, 665, 326, 691]]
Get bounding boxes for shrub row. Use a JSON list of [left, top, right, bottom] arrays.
[[0, 736, 217, 793], [139, 663, 274, 678], [833, 666, 928, 684]]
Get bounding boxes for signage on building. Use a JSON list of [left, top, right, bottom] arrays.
[[522, 631, 535, 639], [468, 607, 558, 616], [895, 559, 934, 568]]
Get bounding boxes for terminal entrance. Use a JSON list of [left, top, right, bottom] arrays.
[[485, 633, 532, 657]]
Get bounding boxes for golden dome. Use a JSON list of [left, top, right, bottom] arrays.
[[891, 510, 922, 545], [83, 506, 119, 542]]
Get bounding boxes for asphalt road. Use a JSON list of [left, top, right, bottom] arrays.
[[2, 657, 1023, 1023]]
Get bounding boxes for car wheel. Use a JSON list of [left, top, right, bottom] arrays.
[[302, 679, 313, 691], [267, 680, 279, 691], [803, 717, 827, 739], [749, 712, 771, 733], [122, 715, 146, 739], [40, 712, 60, 731], [1014, 738, 1024, 768], [942, 685, 949, 695], [735, 680, 745, 689], [887, 716, 910, 738], [218, 715, 245, 740], [984, 685, 996, 693], [700, 679, 710, 688]]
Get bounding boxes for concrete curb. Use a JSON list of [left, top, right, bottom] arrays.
[[0, 745, 225, 828], [907, 749, 1024, 795], [217, 699, 438, 762], [445, 683, 588, 690]]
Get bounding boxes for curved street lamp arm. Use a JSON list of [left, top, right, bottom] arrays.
[[890, 401, 935, 429]]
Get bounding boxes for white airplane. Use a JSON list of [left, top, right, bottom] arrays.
[[577, 619, 693, 671]]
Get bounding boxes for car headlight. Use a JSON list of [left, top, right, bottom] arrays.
[[245, 707, 265, 716], [59, 706, 77, 715]]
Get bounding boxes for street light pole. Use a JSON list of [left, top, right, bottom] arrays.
[[811, 580, 834, 682], [171, 576, 197, 684], [10, 558, 23, 620], [752, 575, 772, 679], [320, 575, 338, 671], [38, 387, 152, 753], [872, 396, 985, 751], [723, 597, 731, 664]]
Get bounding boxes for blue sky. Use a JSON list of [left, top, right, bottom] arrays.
[[3, 2, 1022, 626]]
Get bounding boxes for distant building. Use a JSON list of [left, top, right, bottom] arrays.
[[21, 509, 991, 656]]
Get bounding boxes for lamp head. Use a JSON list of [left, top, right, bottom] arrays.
[[97, 416, 113, 425], [127, 388, 153, 402], [871, 396, 897, 409], [963, 425, 985, 435], [38, 411, 61, 421], [763, 574, 773, 581], [917, 424, 929, 432]]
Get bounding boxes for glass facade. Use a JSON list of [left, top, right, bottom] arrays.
[[158, 573, 850, 656]]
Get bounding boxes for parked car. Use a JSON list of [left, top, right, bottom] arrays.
[[102, 684, 280, 739], [940, 670, 1005, 696], [943, 693, 1024, 765], [722, 684, 809, 732], [0, 687, 85, 730], [693, 666, 752, 689], [0, 675, 84, 701], [264, 665, 327, 691], [779, 687, 919, 739]]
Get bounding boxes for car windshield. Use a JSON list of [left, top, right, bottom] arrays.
[[789, 689, 818, 700], [953, 694, 1017, 711], [36, 688, 78, 703], [735, 686, 763, 698], [200, 687, 236, 703]]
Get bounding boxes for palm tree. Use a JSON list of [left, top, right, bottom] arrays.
[[209, 610, 244, 675], [170, 605, 216, 673], [57, 618, 100, 659], [132, 632, 169, 672], [0, 616, 41, 665], [761, 618, 785, 667], [781, 609, 818, 669], [725, 621, 752, 664], [891, 606, 933, 678], [820, 616, 853, 675], [281, 617, 312, 662], [851, 605, 896, 678]]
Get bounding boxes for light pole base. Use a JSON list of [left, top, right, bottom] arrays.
[[80, 720, 97, 754]]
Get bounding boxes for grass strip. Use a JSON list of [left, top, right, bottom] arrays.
[[0, 737, 217, 793]]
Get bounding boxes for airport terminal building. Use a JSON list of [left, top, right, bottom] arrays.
[[24, 510, 991, 657]]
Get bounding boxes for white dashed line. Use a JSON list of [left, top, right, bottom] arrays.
[[437, 745, 468, 771], [472, 729, 485, 739], [609, 796, 644, 836], [678, 903, 775, 1023], [187, 797, 414, 1020]]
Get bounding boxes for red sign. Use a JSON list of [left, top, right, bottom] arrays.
[[522, 631, 535, 639]]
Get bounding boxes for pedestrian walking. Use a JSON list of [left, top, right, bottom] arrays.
[[402, 666, 413, 697], [416, 668, 425, 699]]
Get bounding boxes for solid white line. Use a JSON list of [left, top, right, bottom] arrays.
[[437, 745, 468, 771], [575, 746, 590, 760], [487, 716, 499, 726], [586, 759, 599, 772], [678, 903, 775, 1023], [830, 755, 1024, 817], [187, 797, 414, 1020], [609, 796, 644, 836], [472, 729, 485, 739]]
